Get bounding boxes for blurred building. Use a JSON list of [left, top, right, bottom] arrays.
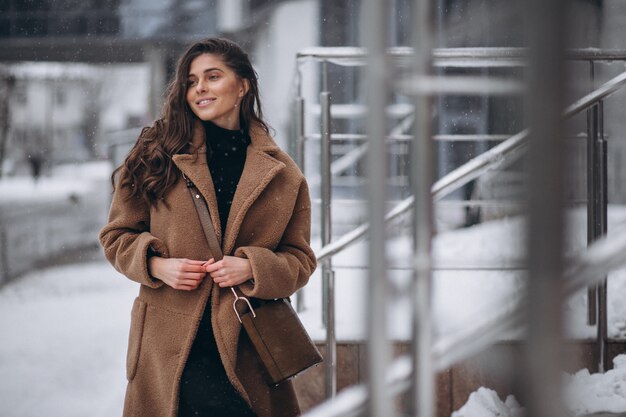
[[2, 0, 626, 208], [6, 64, 95, 173], [1, 63, 150, 175]]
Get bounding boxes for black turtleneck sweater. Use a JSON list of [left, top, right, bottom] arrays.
[[178, 121, 256, 417], [203, 120, 251, 235]]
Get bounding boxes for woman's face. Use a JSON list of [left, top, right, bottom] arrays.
[[186, 53, 249, 130]]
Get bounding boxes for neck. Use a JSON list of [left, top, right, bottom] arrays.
[[211, 119, 240, 131]]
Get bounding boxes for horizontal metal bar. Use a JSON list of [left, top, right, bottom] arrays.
[[306, 133, 511, 142], [311, 198, 527, 207], [434, 134, 510, 141], [331, 263, 527, 271], [396, 75, 523, 96], [315, 70, 626, 263], [309, 103, 413, 119], [307, 133, 588, 143], [306, 133, 406, 141], [297, 47, 626, 67]]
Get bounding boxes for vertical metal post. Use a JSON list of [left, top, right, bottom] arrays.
[[295, 97, 306, 172], [596, 100, 608, 371], [0, 226, 7, 285], [410, 1, 435, 417], [295, 96, 306, 313], [363, 0, 391, 416], [586, 61, 609, 371], [524, 0, 569, 416], [320, 91, 336, 398], [586, 62, 598, 326]]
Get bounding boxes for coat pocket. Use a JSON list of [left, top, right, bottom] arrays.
[[126, 297, 147, 381]]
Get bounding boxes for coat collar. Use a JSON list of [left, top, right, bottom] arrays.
[[172, 119, 285, 254]]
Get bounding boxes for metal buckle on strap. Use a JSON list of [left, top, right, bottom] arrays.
[[231, 287, 256, 323], [182, 173, 193, 188]]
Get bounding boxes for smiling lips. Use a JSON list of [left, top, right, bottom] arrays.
[[196, 98, 216, 106]]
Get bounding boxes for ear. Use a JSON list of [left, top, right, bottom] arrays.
[[239, 79, 250, 97]]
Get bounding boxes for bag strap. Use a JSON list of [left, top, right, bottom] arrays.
[[184, 174, 223, 262], [183, 174, 255, 323]]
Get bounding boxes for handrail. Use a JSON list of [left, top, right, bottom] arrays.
[[307, 114, 414, 188], [316, 69, 626, 263], [303, 223, 626, 417], [306, 133, 511, 142], [297, 47, 626, 67]]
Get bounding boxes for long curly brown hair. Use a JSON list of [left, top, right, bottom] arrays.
[[112, 38, 269, 205]]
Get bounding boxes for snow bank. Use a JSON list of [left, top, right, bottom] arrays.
[[451, 387, 524, 417], [454, 355, 626, 417], [564, 354, 626, 416]]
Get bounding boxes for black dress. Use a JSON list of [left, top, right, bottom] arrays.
[[178, 121, 257, 417]]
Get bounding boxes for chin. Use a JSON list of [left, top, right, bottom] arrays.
[[194, 111, 216, 122]]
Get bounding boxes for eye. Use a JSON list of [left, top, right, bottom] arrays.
[[208, 74, 220, 81], [187, 79, 197, 87]]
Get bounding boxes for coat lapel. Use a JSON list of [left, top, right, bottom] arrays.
[[171, 120, 286, 254], [172, 121, 223, 242], [222, 124, 286, 255]]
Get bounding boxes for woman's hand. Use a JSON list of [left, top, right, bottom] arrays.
[[204, 256, 253, 288], [148, 257, 207, 291]]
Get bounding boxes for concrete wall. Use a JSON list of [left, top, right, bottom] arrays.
[[0, 184, 109, 285]]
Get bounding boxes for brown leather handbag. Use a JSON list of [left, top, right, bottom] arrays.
[[184, 175, 323, 385]]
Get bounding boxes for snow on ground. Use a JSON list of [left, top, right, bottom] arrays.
[[0, 161, 112, 204], [0, 260, 137, 417], [3, 161, 626, 416], [451, 387, 525, 417], [300, 205, 626, 342], [452, 354, 626, 417], [565, 355, 626, 416], [2, 208, 626, 416]]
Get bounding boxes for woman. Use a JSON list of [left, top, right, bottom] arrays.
[[99, 38, 316, 417]]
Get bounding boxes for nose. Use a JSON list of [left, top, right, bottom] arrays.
[[195, 79, 208, 94]]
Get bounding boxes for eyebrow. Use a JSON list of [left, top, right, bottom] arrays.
[[188, 67, 225, 78]]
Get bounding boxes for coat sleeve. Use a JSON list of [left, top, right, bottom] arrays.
[[99, 176, 169, 288], [234, 179, 317, 300]]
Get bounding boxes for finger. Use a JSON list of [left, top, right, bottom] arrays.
[[202, 258, 217, 269], [178, 280, 200, 290], [170, 281, 197, 290], [181, 272, 206, 280], [174, 277, 202, 285], [205, 262, 223, 273], [183, 259, 208, 265], [183, 265, 209, 273], [210, 273, 229, 283]]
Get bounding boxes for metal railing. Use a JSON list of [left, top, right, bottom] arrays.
[[310, 69, 626, 262], [292, 40, 626, 417], [302, 220, 626, 417]]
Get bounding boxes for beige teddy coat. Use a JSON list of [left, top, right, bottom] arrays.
[[99, 120, 317, 417]]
